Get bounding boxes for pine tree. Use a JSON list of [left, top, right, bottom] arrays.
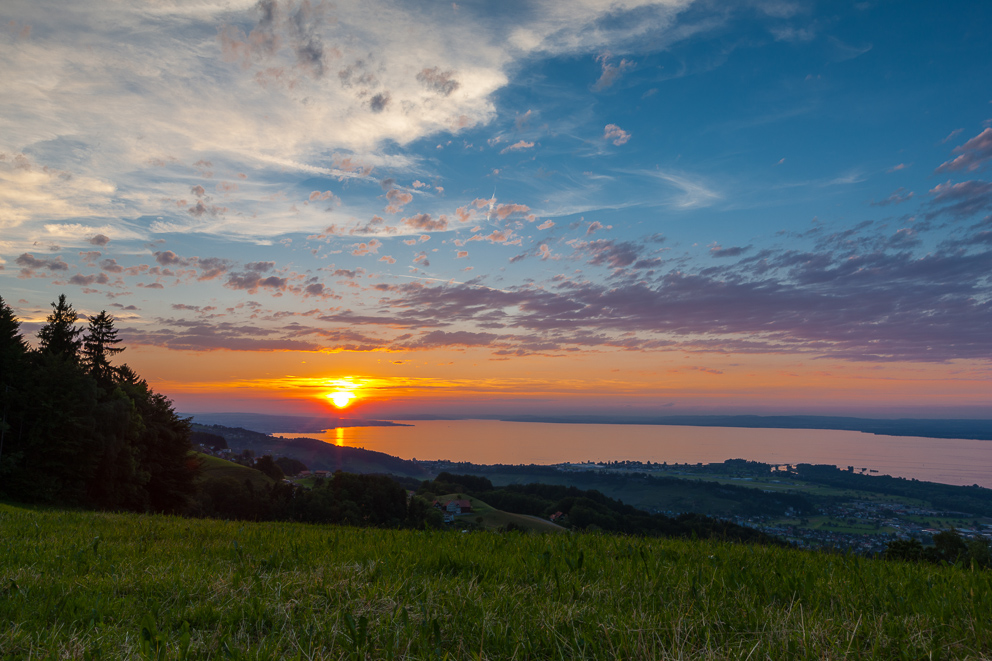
[[1, 295, 29, 481], [37, 294, 83, 361], [0, 294, 28, 383], [83, 310, 125, 385]]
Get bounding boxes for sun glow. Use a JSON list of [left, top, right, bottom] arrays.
[[324, 377, 362, 409], [328, 391, 355, 408]]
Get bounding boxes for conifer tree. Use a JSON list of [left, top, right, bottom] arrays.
[[37, 294, 83, 361], [0, 295, 28, 383], [83, 310, 125, 384]]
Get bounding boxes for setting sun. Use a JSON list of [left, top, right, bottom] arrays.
[[328, 391, 355, 408]]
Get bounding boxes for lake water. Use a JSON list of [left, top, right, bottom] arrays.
[[275, 420, 992, 488]]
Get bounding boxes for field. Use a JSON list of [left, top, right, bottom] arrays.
[[195, 454, 274, 489], [2, 502, 992, 660], [434, 493, 566, 534]]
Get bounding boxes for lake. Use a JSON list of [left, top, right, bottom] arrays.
[[276, 419, 992, 488]]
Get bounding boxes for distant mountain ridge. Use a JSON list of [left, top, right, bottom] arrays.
[[186, 412, 409, 433]]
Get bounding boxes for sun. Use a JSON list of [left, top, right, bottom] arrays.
[[327, 391, 355, 408]]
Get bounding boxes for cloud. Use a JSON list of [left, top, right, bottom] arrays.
[[68, 272, 110, 286], [417, 67, 460, 96], [352, 239, 382, 256], [375, 239, 992, 362], [405, 329, 497, 348], [647, 170, 721, 209], [592, 52, 633, 91], [603, 124, 631, 145], [100, 258, 124, 273], [402, 213, 449, 231], [154, 250, 188, 267], [871, 188, 914, 207], [935, 128, 992, 173], [16, 253, 68, 271], [385, 187, 413, 213], [224, 270, 289, 293], [369, 92, 391, 113], [196, 257, 231, 281], [584, 240, 642, 268], [500, 140, 535, 154], [89, 234, 110, 246], [709, 244, 750, 258], [927, 180, 992, 220]]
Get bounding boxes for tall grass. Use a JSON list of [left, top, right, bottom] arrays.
[[2, 502, 990, 659]]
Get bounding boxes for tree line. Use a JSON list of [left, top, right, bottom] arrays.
[[420, 472, 783, 544], [0, 294, 197, 512]]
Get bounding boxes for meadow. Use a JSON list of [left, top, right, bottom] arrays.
[[2, 502, 991, 660]]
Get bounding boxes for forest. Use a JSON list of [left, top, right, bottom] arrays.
[[0, 294, 196, 512]]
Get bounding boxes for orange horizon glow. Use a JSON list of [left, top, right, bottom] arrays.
[[124, 345, 992, 418]]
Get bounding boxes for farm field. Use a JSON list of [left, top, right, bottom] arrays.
[[2, 502, 992, 659]]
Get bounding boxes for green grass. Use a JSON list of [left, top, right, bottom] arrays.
[[195, 453, 274, 489], [436, 493, 566, 534], [2, 502, 992, 659]]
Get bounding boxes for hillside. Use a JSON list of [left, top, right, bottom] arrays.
[[2, 502, 991, 659], [194, 453, 274, 489], [191, 423, 429, 478], [434, 492, 567, 533]]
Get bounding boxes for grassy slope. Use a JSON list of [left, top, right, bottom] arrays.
[[435, 492, 566, 533], [3, 502, 992, 659], [194, 453, 275, 489]]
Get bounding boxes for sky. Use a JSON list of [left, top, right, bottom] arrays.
[[2, 0, 992, 419]]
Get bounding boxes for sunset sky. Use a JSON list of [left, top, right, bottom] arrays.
[[2, 0, 991, 419]]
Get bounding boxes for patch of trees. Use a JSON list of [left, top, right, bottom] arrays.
[[190, 431, 228, 450], [191, 469, 431, 528], [438, 464, 813, 517], [420, 473, 783, 545], [0, 294, 196, 513], [790, 464, 992, 516], [274, 456, 308, 476], [885, 530, 992, 568]]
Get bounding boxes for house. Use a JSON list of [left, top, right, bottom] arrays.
[[445, 499, 473, 514]]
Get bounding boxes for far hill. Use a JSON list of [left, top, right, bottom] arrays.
[[187, 412, 408, 433], [191, 423, 429, 479]]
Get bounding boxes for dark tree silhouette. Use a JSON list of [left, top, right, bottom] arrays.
[[0, 293, 198, 512], [82, 310, 125, 385], [38, 294, 83, 361], [0, 295, 29, 481]]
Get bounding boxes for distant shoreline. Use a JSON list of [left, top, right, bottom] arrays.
[[186, 412, 411, 434], [385, 414, 992, 442], [187, 411, 992, 442]]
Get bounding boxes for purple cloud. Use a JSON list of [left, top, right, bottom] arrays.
[[936, 128, 992, 173]]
